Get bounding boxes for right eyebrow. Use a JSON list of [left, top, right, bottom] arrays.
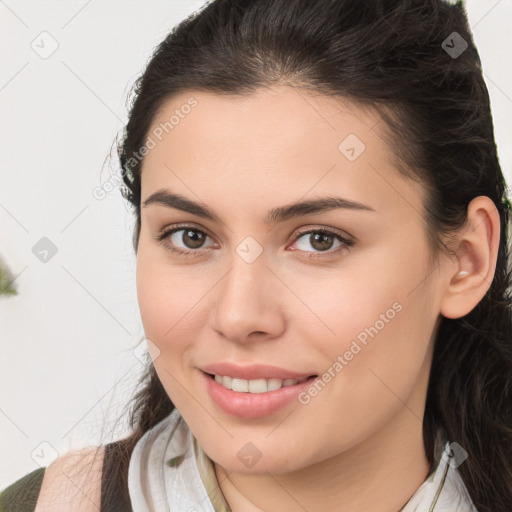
[[142, 189, 376, 225]]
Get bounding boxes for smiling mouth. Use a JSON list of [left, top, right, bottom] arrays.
[[203, 371, 318, 393]]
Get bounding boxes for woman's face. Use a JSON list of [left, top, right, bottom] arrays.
[[136, 85, 448, 473]]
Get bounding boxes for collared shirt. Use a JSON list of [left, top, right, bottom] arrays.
[[127, 408, 479, 511]]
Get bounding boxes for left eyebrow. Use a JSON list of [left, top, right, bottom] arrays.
[[142, 189, 376, 225]]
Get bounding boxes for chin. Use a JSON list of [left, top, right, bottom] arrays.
[[209, 446, 304, 476]]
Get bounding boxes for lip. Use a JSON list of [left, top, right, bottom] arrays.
[[199, 362, 316, 380], [200, 370, 318, 419]]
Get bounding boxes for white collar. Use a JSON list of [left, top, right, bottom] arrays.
[[128, 408, 478, 511], [128, 408, 226, 512]]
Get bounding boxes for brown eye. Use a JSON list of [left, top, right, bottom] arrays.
[[157, 225, 354, 259], [306, 232, 335, 251], [291, 228, 354, 257], [179, 229, 207, 249], [157, 226, 216, 257]]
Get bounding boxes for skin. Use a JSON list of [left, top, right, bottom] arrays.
[[135, 85, 500, 512]]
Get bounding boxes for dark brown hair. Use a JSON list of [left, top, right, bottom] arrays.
[[101, 1, 512, 510]]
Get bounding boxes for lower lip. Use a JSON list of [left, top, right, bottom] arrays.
[[200, 370, 318, 419]]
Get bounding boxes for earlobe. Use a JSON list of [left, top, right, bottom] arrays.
[[440, 196, 501, 320]]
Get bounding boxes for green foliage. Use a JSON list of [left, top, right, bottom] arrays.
[[0, 257, 17, 296]]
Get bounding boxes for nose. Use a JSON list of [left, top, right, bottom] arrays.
[[211, 250, 286, 344]]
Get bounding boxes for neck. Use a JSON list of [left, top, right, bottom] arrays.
[[214, 405, 431, 512]]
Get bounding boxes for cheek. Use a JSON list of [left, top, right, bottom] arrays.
[[318, 235, 434, 355], [136, 257, 170, 339], [136, 244, 199, 334], [292, 284, 433, 456], [294, 272, 414, 382], [135, 249, 217, 388], [135, 254, 201, 409], [135, 252, 196, 360], [293, 242, 435, 408]]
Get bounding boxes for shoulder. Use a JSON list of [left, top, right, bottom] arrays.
[[34, 445, 105, 512]]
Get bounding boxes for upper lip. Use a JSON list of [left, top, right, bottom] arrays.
[[200, 362, 317, 380]]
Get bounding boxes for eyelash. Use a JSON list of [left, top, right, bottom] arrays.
[[156, 224, 354, 259]]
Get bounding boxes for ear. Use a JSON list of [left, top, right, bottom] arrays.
[[440, 196, 501, 320]]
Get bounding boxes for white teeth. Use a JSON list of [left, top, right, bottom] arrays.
[[213, 374, 308, 393], [267, 378, 283, 391], [249, 379, 268, 393], [232, 378, 249, 392]]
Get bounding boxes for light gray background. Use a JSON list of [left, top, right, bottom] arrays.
[[1, 0, 511, 487]]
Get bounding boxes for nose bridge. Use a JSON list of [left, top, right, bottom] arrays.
[[221, 240, 267, 305], [212, 237, 283, 340]]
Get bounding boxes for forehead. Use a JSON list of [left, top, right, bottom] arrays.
[[144, 85, 384, 163], [140, 86, 425, 221]]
